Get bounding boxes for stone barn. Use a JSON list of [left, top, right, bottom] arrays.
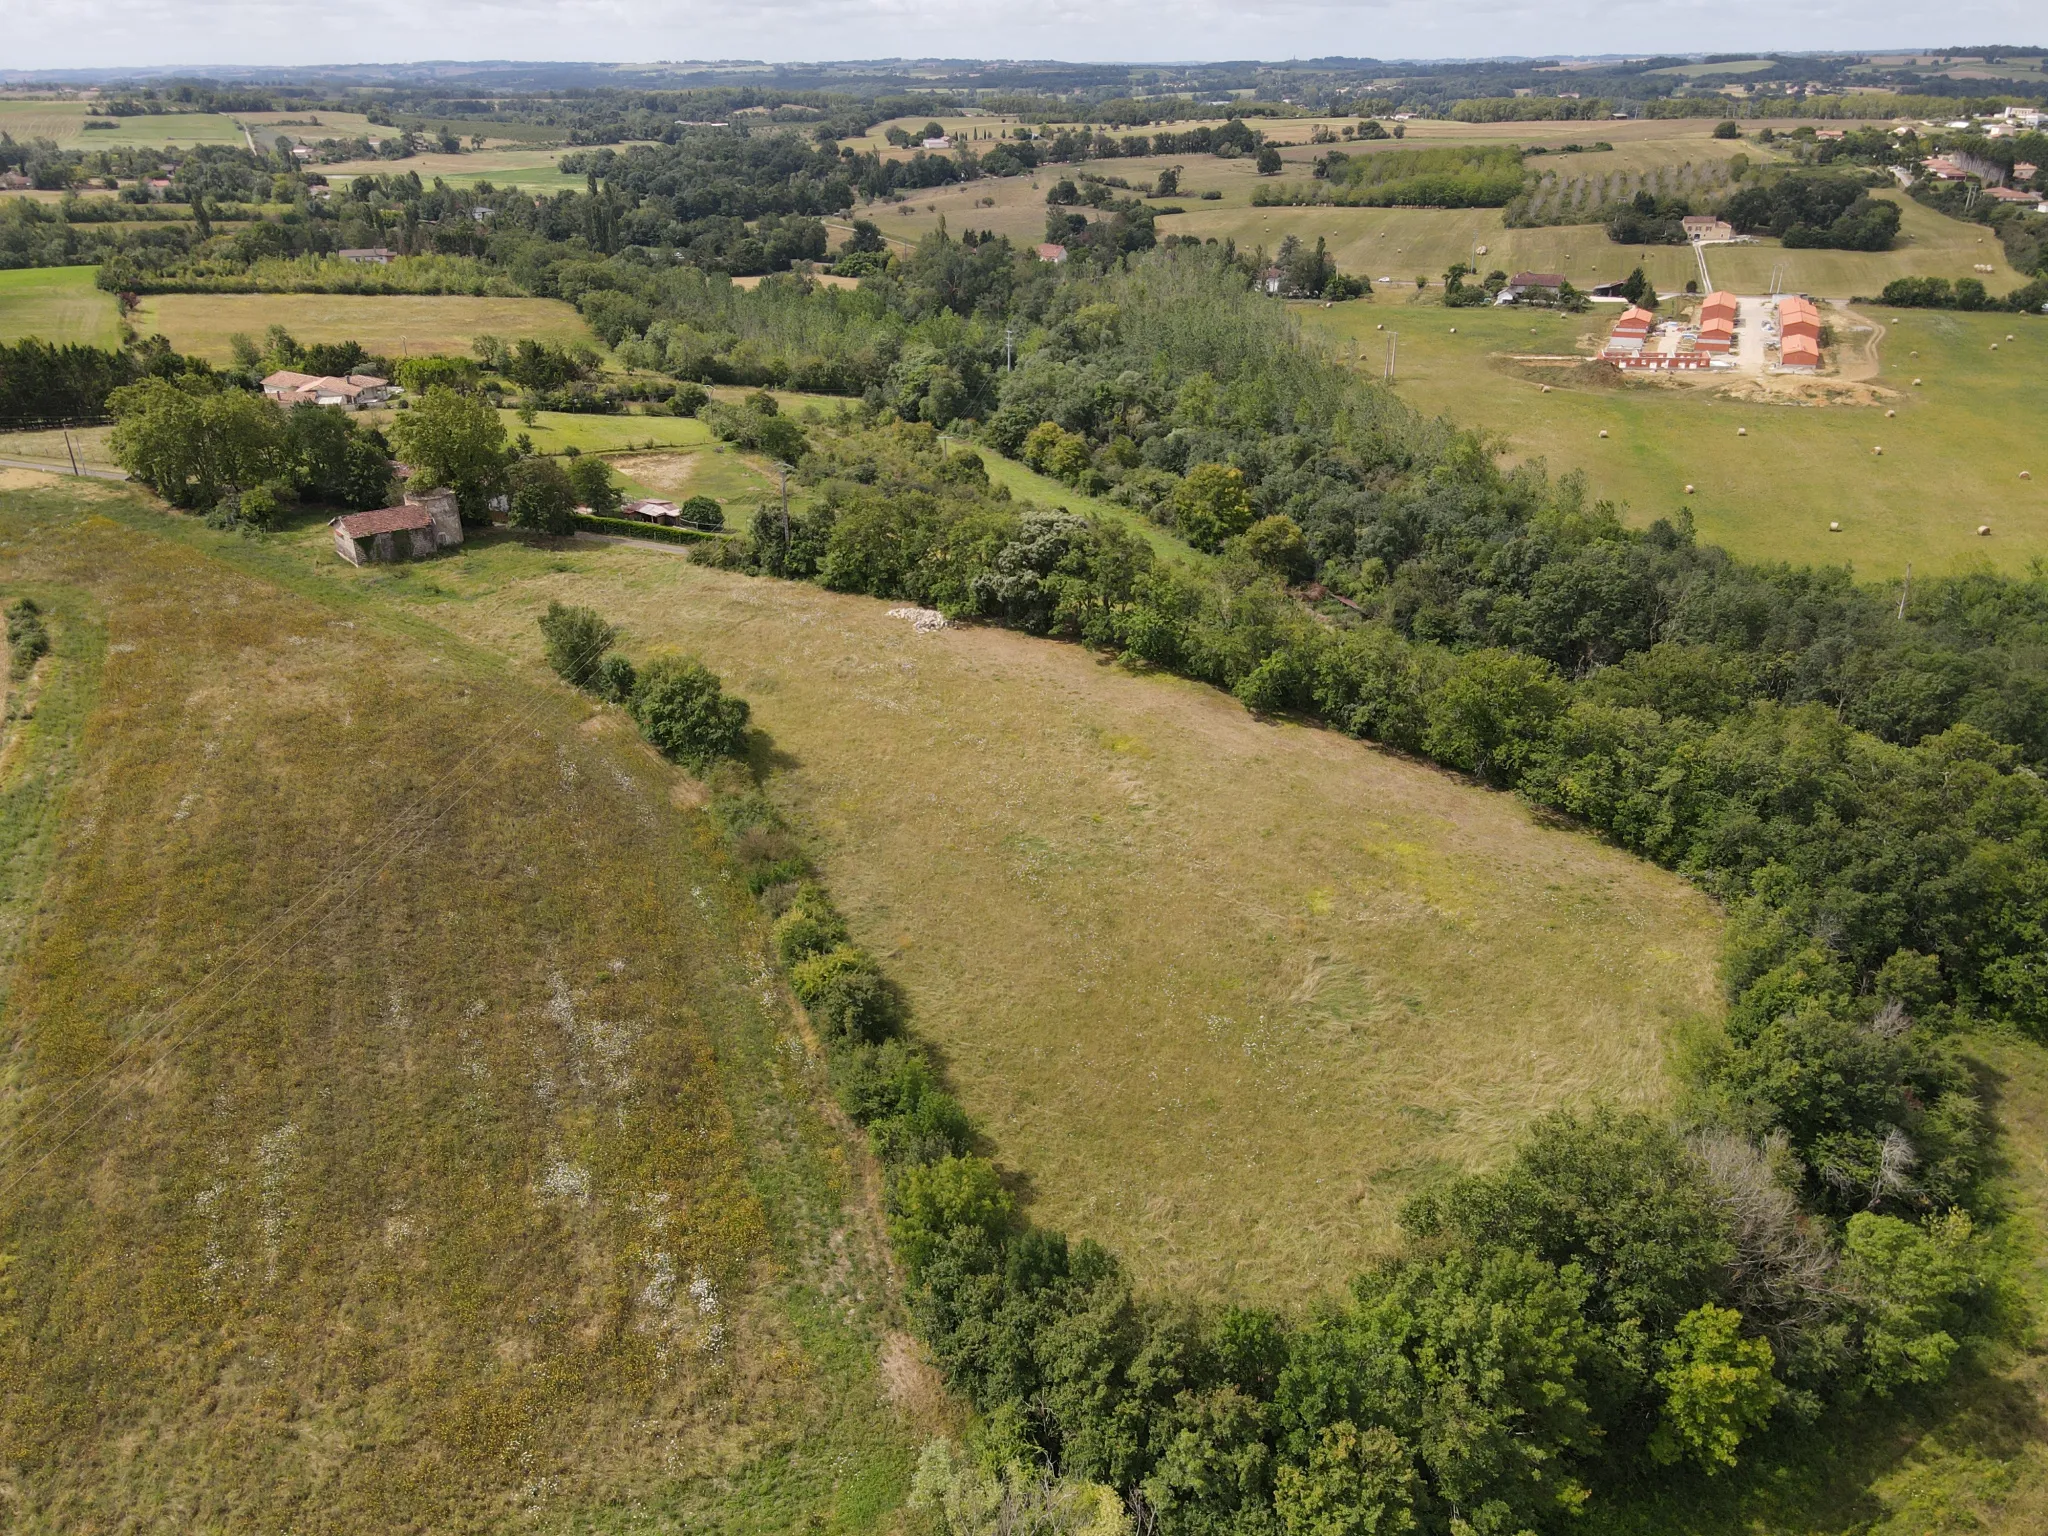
[[331, 488, 464, 565]]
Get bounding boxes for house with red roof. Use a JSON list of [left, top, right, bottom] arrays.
[[331, 489, 463, 565]]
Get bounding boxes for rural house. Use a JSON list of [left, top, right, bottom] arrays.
[[1500, 271, 1565, 302], [330, 488, 463, 565], [1035, 242, 1068, 263], [1681, 214, 1736, 242], [261, 370, 393, 409], [337, 247, 397, 264]]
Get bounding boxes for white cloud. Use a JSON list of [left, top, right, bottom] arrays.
[[5, 0, 2038, 73]]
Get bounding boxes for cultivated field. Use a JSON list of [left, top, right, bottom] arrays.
[[0, 473, 917, 1530], [1303, 300, 2048, 577], [0, 265, 120, 349], [131, 291, 594, 361], [357, 539, 1726, 1300]]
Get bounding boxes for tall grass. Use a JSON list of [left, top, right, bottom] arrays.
[[0, 484, 916, 1529]]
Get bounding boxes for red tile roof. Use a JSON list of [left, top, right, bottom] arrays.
[[333, 504, 433, 538]]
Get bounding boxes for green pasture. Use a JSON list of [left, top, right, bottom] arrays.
[[1302, 300, 2048, 577], [0, 265, 119, 348]]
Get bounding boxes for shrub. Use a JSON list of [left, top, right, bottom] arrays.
[[593, 652, 637, 704], [235, 481, 285, 530], [788, 943, 899, 1042], [629, 653, 751, 768], [669, 381, 709, 416], [889, 1155, 1014, 1279], [537, 601, 615, 690], [679, 494, 725, 530], [5, 599, 49, 679], [774, 882, 849, 965]]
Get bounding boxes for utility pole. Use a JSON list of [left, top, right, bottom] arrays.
[[1383, 331, 1398, 384], [1897, 562, 1912, 620], [62, 428, 78, 477], [776, 460, 791, 560], [1004, 325, 1015, 373]]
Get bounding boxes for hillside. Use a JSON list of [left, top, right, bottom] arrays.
[[0, 474, 916, 1532], [300, 527, 1726, 1300]]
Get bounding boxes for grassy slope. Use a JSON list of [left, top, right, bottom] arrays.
[[1301, 301, 2048, 578], [0, 267, 120, 350], [0, 475, 919, 1531], [318, 531, 1724, 1301], [132, 292, 594, 363]]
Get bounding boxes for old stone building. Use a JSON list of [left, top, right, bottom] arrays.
[[330, 488, 464, 565]]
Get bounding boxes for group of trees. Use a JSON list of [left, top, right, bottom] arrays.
[[1261, 145, 1528, 208], [662, 244, 2048, 1525], [1723, 172, 1902, 250], [106, 376, 395, 519], [1871, 273, 2048, 312]]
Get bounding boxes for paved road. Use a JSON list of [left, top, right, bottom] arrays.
[[0, 456, 129, 482]]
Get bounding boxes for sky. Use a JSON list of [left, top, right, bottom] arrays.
[[6, 0, 2042, 73]]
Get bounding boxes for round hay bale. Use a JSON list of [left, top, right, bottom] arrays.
[[1873, 446, 1883, 455], [1886, 409, 1896, 418], [1738, 427, 1748, 436], [1980, 525, 1992, 537], [1913, 378, 1923, 386], [1598, 429, 1609, 439], [1830, 521, 1842, 532]]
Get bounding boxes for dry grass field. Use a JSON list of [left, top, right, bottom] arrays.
[[343, 538, 1726, 1301], [131, 291, 594, 362], [0, 473, 918, 1531]]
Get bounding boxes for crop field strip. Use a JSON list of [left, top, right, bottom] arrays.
[[0, 478, 914, 1530], [357, 534, 1725, 1299]]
